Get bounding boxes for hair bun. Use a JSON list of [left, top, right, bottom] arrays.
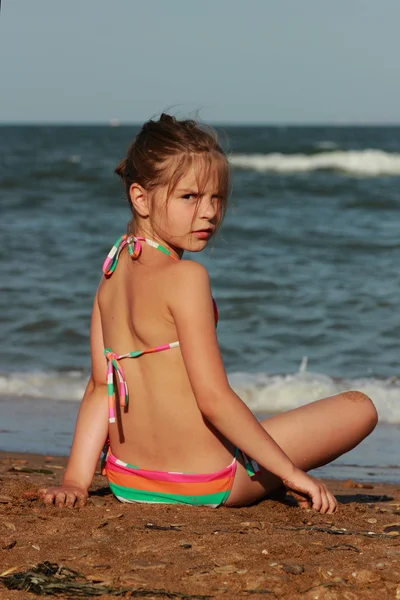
[[115, 158, 127, 179], [159, 113, 176, 125]]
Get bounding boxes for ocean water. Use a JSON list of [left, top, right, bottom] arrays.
[[1, 125, 400, 482]]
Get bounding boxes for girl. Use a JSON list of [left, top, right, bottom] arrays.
[[41, 114, 378, 512]]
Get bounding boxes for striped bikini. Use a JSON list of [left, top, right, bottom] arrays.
[[101, 234, 259, 507], [105, 451, 239, 508]]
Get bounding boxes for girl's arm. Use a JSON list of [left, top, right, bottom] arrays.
[[40, 292, 108, 507], [168, 261, 335, 511]]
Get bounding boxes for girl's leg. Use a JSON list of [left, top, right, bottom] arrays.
[[225, 391, 378, 507]]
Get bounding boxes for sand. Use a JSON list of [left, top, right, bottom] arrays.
[[0, 451, 399, 600]]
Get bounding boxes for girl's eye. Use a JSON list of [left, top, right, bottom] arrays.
[[182, 194, 197, 201]]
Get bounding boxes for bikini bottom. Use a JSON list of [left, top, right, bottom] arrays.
[[104, 448, 260, 508]]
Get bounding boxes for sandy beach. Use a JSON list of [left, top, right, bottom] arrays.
[[0, 452, 399, 599]]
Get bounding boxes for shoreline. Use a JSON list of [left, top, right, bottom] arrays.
[[0, 449, 399, 485], [1, 451, 399, 599], [1, 410, 399, 485]]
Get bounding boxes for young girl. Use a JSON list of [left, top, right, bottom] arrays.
[[41, 114, 378, 512]]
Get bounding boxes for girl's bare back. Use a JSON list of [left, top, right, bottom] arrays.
[[98, 245, 234, 473]]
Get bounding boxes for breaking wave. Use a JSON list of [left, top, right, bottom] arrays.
[[229, 149, 400, 176], [1, 362, 399, 424]]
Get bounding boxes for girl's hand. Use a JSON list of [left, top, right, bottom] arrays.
[[39, 483, 88, 508], [282, 469, 337, 514]]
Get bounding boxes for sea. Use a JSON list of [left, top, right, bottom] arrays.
[[1, 125, 399, 483]]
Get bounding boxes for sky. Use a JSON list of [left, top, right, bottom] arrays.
[[1, 0, 400, 124]]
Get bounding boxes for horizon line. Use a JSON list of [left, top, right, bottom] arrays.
[[1, 121, 400, 127]]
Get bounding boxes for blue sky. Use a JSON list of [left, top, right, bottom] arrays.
[[1, 0, 400, 124]]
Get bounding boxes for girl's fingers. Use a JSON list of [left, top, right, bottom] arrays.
[[327, 492, 337, 514], [311, 489, 322, 512], [320, 484, 337, 514], [43, 491, 57, 506], [76, 492, 87, 508], [319, 486, 337, 514], [55, 492, 66, 507], [297, 495, 311, 509], [65, 492, 77, 508], [316, 485, 328, 513], [40, 487, 88, 508], [287, 477, 336, 514], [287, 488, 310, 509], [319, 489, 330, 514]]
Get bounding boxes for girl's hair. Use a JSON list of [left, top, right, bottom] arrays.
[[115, 113, 230, 233]]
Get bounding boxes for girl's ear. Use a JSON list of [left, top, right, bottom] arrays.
[[129, 183, 149, 217]]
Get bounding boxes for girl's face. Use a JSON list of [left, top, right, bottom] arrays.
[[147, 161, 224, 255]]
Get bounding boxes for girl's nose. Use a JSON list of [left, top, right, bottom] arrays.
[[201, 196, 217, 220]]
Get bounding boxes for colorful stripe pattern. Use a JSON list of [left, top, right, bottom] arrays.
[[102, 233, 179, 277], [102, 234, 218, 424], [105, 450, 237, 507], [104, 343, 180, 423]]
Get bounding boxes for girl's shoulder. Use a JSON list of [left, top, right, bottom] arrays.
[[164, 259, 212, 298], [165, 260, 215, 324], [168, 258, 210, 282]]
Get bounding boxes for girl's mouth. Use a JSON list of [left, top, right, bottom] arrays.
[[193, 230, 213, 239]]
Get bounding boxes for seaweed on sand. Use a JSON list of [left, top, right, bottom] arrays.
[[0, 561, 212, 598]]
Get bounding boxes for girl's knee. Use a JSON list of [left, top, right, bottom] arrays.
[[344, 390, 378, 432]]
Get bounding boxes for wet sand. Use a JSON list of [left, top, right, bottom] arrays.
[[0, 451, 399, 599]]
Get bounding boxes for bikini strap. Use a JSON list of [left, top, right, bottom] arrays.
[[102, 234, 129, 276], [104, 342, 180, 424], [102, 234, 179, 276], [241, 451, 261, 477], [105, 349, 128, 423]]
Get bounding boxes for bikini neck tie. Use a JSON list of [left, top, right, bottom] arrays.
[[102, 234, 179, 276]]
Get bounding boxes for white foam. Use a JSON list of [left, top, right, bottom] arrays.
[[228, 370, 400, 424], [1, 366, 399, 424], [229, 150, 400, 176], [0, 370, 87, 403]]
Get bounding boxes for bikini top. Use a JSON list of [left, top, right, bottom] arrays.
[[102, 234, 218, 424]]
